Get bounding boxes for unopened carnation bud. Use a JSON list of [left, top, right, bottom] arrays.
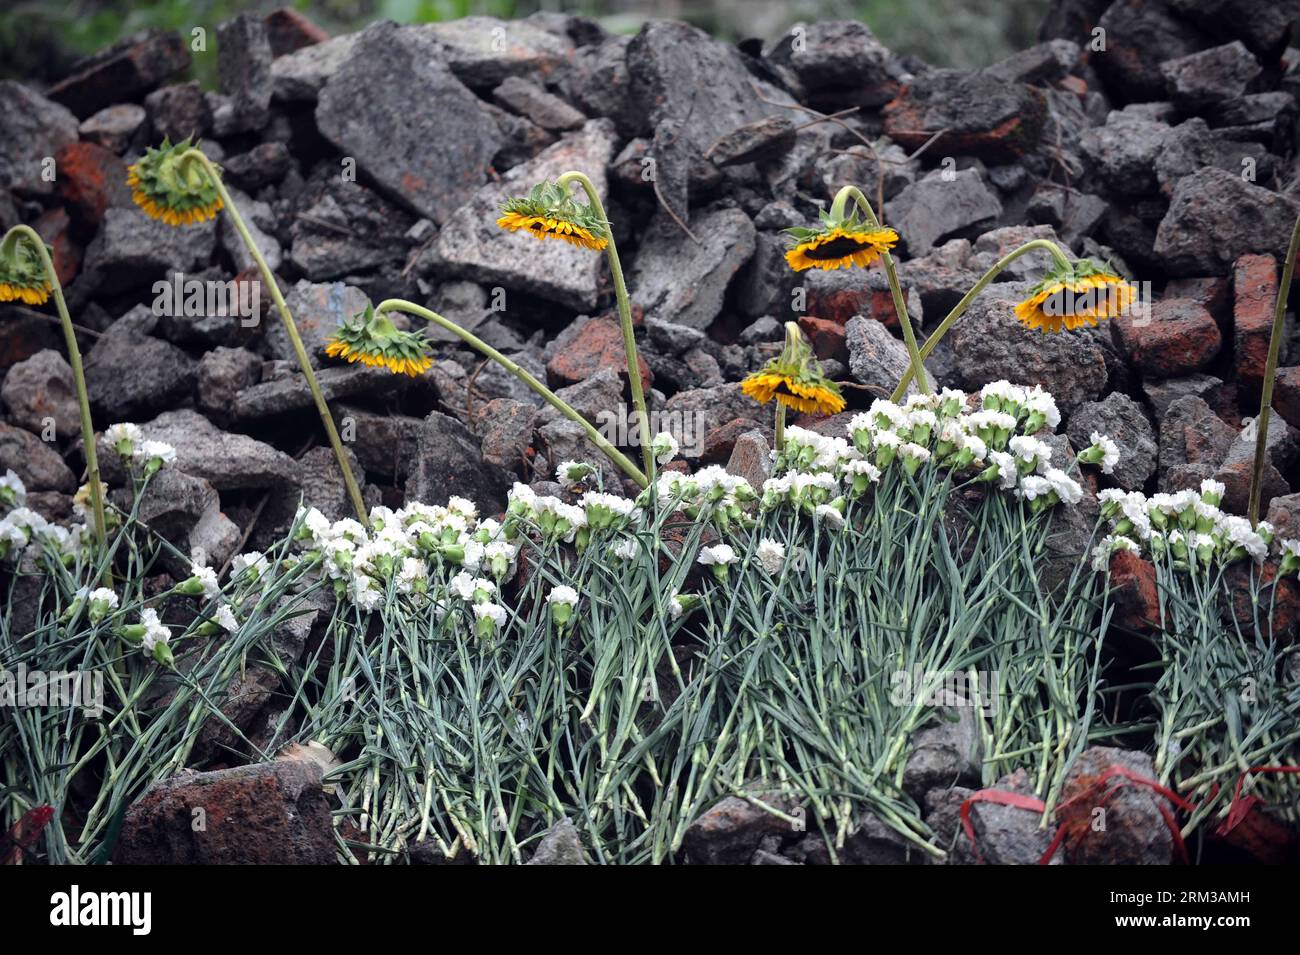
[[176, 577, 206, 597], [152, 641, 175, 667], [118, 623, 146, 644]]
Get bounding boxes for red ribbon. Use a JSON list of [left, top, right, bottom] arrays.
[[1217, 766, 1300, 836], [959, 789, 1046, 865], [962, 762, 1300, 863], [960, 765, 1195, 865], [2, 805, 54, 865]]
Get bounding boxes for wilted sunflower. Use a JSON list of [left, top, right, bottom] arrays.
[[127, 138, 224, 227], [324, 305, 433, 377], [784, 208, 898, 272], [1015, 258, 1137, 333], [742, 324, 846, 415], [497, 181, 608, 251], [0, 238, 52, 305]]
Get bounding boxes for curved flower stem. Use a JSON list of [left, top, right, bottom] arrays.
[[2, 226, 106, 553], [556, 170, 654, 477], [1248, 212, 1300, 526], [830, 185, 931, 396], [889, 238, 1075, 402], [372, 299, 648, 488], [773, 320, 803, 453], [177, 149, 368, 525]]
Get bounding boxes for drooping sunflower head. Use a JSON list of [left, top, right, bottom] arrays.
[[741, 322, 846, 416], [0, 233, 52, 305], [1015, 258, 1137, 334], [784, 207, 898, 272], [324, 305, 433, 377], [497, 181, 609, 251], [127, 137, 224, 227]]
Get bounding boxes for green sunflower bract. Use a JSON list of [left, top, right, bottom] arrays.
[[325, 304, 434, 377], [497, 181, 610, 250], [0, 237, 52, 305], [127, 137, 225, 227]]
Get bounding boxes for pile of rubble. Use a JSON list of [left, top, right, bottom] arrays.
[[2, 0, 1299, 863]]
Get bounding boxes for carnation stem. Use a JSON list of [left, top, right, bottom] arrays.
[[1247, 212, 1300, 526], [1, 226, 106, 553], [830, 185, 931, 395], [176, 149, 368, 525], [556, 170, 655, 477], [371, 299, 648, 488], [889, 238, 1075, 402]]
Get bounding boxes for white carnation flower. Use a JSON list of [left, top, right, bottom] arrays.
[[0, 469, 26, 507], [140, 609, 170, 653], [450, 570, 496, 602], [651, 431, 679, 465], [472, 601, 508, 629], [988, 451, 1018, 490], [756, 538, 786, 575], [134, 439, 177, 469], [215, 604, 239, 633], [697, 543, 737, 566], [1009, 434, 1052, 473], [1091, 534, 1138, 572], [447, 496, 478, 520], [191, 562, 220, 599], [547, 585, 579, 607], [814, 504, 845, 530], [1043, 467, 1083, 505], [105, 422, 143, 456], [231, 551, 269, 580], [1023, 386, 1061, 429]]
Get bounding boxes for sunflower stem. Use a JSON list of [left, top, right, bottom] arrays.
[[831, 185, 931, 395], [371, 299, 648, 488], [772, 320, 803, 452], [556, 170, 655, 477], [1248, 211, 1300, 526], [2, 225, 107, 559], [177, 149, 369, 525], [889, 238, 1075, 402]]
